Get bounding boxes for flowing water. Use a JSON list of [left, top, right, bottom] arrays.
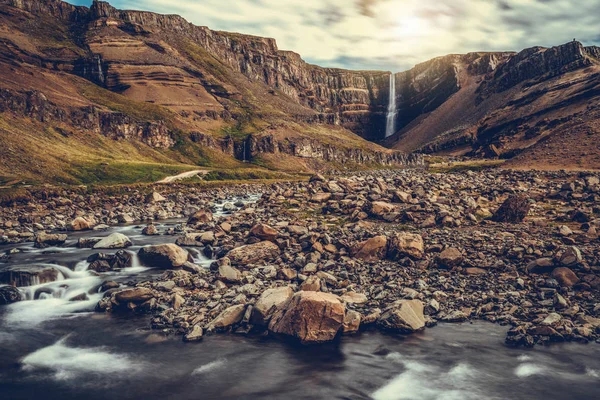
[[1, 194, 600, 399], [385, 73, 397, 138]]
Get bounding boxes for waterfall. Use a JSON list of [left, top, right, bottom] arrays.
[[96, 56, 105, 84], [385, 73, 397, 138]]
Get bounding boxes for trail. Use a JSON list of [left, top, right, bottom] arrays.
[[156, 170, 209, 183]]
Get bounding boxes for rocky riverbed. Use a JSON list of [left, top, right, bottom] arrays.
[[1, 169, 600, 348]]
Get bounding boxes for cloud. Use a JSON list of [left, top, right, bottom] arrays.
[[68, 0, 600, 71]]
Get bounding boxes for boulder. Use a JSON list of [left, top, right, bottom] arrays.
[[183, 325, 203, 342], [437, 248, 464, 268], [492, 194, 530, 223], [268, 291, 345, 344], [249, 223, 279, 241], [146, 191, 166, 203], [387, 232, 424, 260], [114, 287, 154, 304], [377, 300, 425, 333], [206, 304, 246, 330], [300, 275, 322, 291], [342, 309, 361, 334], [340, 292, 368, 304], [93, 233, 132, 249], [142, 224, 159, 236], [226, 241, 280, 265], [188, 210, 213, 225], [138, 244, 189, 269], [559, 246, 582, 266], [251, 286, 294, 326], [34, 233, 67, 248], [70, 217, 94, 231], [369, 201, 396, 218], [352, 236, 387, 262], [551, 267, 579, 288], [218, 263, 242, 283]]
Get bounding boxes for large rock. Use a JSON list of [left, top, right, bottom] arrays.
[[0, 265, 61, 287], [93, 233, 132, 249], [34, 233, 67, 248], [352, 236, 387, 262], [437, 248, 464, 268], [268, 291, 345, 344], [0, 285, 22, 304], [138, 244, 189, 269], [387, 232, 424, 260], [551, 267, 579, 287], [377, 300, 425, 333], [249, 223, 279, 241], [70, 217, 95, 231], [226, 241, 280, 265], [217, 263, 242, 283], [369, 201, 396, 218], [492, 194, 530, 223], [187, 210, 213, 225], [146, 191, 166, 203], [206, 304, 246, 330], [251, 286, 294, 326], [559, 246, 582, 266], [114, 287, 154, 304]]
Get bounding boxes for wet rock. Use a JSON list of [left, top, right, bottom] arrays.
[[269, 291, 345, 344], [226, 241, 280, 265], [70, 217, 95, 231], [0, 285, 22, 305], [146, 191, 166, 203], [142, 224, 159, 235], [377, 300, 425, 333], [138, 244, 189, 269], [183, 325, 203, 342], [206, 304, 246, 331], [93, 233, 132, 249], [0, 265, 61, 287], [492, 194, 530, 223], [188, 210, 213, 225], [114, 287, 154, 304], [343, 310, 361, 335], [34, 233, 67, 248], [251, 286, 294, 326]]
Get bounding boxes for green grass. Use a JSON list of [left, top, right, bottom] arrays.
[[428, 160, 506, 173], [68, 161, 196, 186]]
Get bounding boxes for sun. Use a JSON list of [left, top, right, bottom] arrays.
[[394, 15, 431, 38]]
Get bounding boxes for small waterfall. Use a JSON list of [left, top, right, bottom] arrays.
[[385, 73, 397, 138], [96, 56, 105, 84]]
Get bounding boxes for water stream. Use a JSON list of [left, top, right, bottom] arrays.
[[1, 194, 599, 399], [385, 73, 397, 138]]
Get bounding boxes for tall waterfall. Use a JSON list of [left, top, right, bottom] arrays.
[[385, 73, 397, 138]]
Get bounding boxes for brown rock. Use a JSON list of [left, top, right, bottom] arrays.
[[551, 267, 579, 287], [377, 300, 425, 333], [342, 310, 361, 335], [352, 235, 387, 261], [251, 286, 294, 326], [188, 210, 213, 225], [300, 275, 322, 291], [114, 287, 154, 304], [437, 248, 464, 268], [138, 244, 189, 269], [227, 241, 280, 265], [387, 232, 424, 260], [492, 194, 530, 223], [206, 304, 246, 330], [268, 291, 345, 344], [249, 223, 279, 241]]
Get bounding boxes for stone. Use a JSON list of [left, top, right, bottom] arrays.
[[34, 233, 67, 248], [206, 304, 246, 330], [183, 325, 203, 342], [251, 286, 294, 326], [93, 233, 132, 249], [340, 292, 368, 304], [70, 217, 94, 231], [541, 313, 562, 326], [369, 201, 396, 217], [387, 232, 424, 260], [343, 310, 361, 334], [0, 285, 22, 305], [492, 194, 530, 223], [146, 191, 166, 203], [227, 241, 280, 265], [218, 264, 242, 283], [559, 246, 582, 266], [250, 224, 279, 241], [437, 248, 464, 268], [441, 310, 468, 322], [300, 275, 322, 291], [188, 210, 213, 225], [352, 235, 387, 262], [114, 287, 154, 304], [118, 214, 134, 223], [138, 244, 189, 269], [142, 224, 159, 235], [0, 265, 60, 287], [551, 267, 579, 287], [269, 291, 345, 344], [377, 300, 425, 333]]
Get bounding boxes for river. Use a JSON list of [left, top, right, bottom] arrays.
[[1, 195, 599, 399]]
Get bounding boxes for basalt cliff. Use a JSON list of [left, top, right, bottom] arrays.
[[0, 0, 599, 184]]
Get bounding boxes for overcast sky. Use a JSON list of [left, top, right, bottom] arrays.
[[68, 0, 600, 72]]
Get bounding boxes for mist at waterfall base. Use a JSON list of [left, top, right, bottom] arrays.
[[385, 73, 397, 138], [1, 200, 600, 399]]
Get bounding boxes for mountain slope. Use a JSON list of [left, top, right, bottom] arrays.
[[0, 0, 419, 184]]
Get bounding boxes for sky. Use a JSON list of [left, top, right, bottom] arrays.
[[67, 0, 600, 72]]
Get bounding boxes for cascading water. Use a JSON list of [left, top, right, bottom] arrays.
[[385, 72, 397, 138]]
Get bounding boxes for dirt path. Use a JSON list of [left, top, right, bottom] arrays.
[[157, 170, 209, 183]]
